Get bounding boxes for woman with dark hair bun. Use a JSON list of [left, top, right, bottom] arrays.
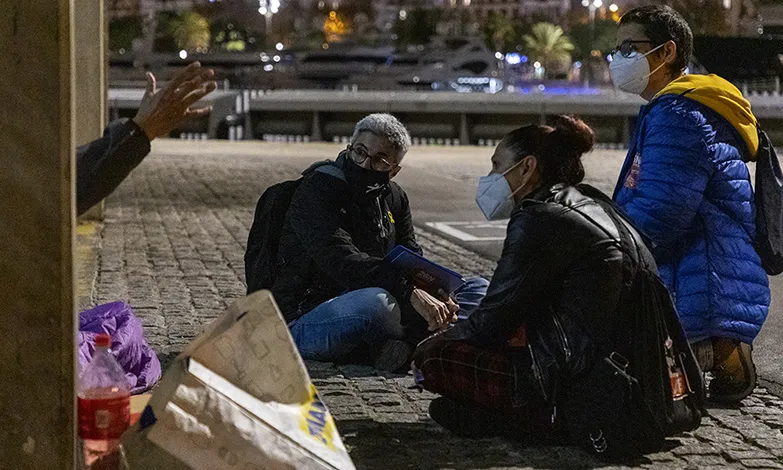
[[474, 115, 594, 221], [411, 115, 698, 446]]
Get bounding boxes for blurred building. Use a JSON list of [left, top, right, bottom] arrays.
[[313, 0, 576, 36], [107, 0, 581, 51], [108, 0, 575, 31], [759, 2, 783, 37], [369, 0, 395, 33], [108, 0, 203, 20], [427, 0, 571, 20]]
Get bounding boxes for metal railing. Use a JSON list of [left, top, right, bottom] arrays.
[[737, 76, 782, 96], [108, 86, 783, 144]]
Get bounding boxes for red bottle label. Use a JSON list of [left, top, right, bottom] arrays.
[[78, 395, 131, 440]]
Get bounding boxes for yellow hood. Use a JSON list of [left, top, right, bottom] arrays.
[[656, 74, 758, 158]]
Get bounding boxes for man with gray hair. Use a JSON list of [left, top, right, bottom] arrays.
[[269, 113, 488, 371]]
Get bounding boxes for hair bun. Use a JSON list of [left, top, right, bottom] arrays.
[[548, 115, 595, 156], [500, 115, 595, 187]]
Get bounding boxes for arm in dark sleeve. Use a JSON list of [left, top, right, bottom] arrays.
[[393, 186, 423, 255], [76, 118, 151, 215], [443, 208, 570, 347], [288, 173, 414, 302]]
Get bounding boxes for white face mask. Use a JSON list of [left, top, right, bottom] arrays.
[[475, 160, 527, 221], [609, 43, 666, 95]]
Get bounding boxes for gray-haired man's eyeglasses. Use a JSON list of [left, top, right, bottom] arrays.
[[347, 144, 400, 172]]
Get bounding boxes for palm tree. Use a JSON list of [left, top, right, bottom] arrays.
[[168, 11, 211, 51], [523, 23, 575, 77], [483, 12, 516, 52]]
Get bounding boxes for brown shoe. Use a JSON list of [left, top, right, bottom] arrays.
[[709, 338, 756, 403]]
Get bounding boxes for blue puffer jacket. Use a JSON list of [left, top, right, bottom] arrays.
[[613, 75, 770, 344]]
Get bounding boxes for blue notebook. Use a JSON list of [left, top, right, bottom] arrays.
[[383, 245, 465, 294]]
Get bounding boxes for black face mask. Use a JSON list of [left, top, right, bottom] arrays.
[[339, 152, 391, 195]]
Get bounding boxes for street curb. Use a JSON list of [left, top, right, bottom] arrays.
[[415, 224, 497, 280]]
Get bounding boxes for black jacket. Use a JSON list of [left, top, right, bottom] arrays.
[[272, 155, 421, 323], [76, 119, 151, 215], [439, 184, 657, 402]]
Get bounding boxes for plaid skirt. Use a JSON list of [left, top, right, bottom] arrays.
[[412, 325, 553, 428], [414, 338, 520, 411]]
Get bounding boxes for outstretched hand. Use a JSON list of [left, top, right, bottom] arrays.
[[132, 62, 217, 140]]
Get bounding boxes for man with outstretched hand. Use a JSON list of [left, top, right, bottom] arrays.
[[76, 62, 217, 215]]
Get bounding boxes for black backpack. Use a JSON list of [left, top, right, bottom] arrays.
[[559, 189, 705, 460], [751, 127, 783, 275], [244, 163, 345, 294]]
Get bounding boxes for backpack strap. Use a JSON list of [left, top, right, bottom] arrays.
[[569, 186, 646, 272], [312, 162, 346, 181], [313, 162, 403, 209]]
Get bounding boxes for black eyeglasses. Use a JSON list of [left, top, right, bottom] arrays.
[[611, 40, 656, 58], [347, 144, 399, 172]]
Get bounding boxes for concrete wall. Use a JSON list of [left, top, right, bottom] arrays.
[[0, 1, 76, 469], [246, 90, 783, 144]]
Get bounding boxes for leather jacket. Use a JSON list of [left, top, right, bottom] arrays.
[[439, 184, 657, 403]]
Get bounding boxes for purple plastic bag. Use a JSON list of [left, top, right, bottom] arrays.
[[78, 301, 162, 395]]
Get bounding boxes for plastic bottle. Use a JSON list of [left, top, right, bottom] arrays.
[[78, 333, 130, 469]]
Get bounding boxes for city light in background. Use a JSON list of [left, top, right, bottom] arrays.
[[258, 0, 280, 45], [257, 0, 279, 16], [103, 0, 782, 96]]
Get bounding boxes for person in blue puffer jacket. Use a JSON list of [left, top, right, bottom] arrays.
[[611, 5, 770, 402]]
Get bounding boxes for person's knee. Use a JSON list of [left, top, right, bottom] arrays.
[[455, 277, 489, 318], [353, 287, 398, 316], [465, 276, 490, 290], [351, 288, 404, 338]]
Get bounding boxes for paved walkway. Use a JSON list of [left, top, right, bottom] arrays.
[[77, 143, 783, 469]]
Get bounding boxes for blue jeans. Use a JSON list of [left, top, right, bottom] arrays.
[[288, 277, 489, 362]]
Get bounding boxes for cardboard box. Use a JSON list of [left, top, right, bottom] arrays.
[[130, 393, 151, 426], [122, 291, 355, 470]]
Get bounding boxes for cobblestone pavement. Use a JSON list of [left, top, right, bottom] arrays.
[[78, 143, 783, 469]]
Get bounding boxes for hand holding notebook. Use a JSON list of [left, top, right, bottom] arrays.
[[383, 245, 465, 295]]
